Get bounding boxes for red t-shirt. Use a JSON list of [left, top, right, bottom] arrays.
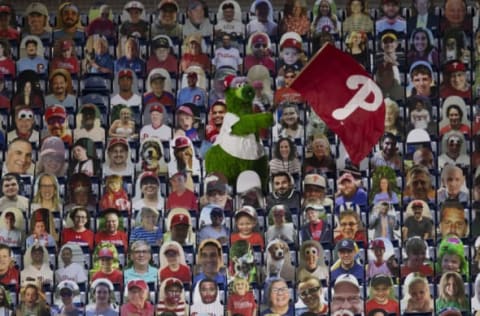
[[51, 57, 80, 75], [401, 264, 434, 278], [0, 59, 15, 76], [366, 298, 399, 315], [227, 292, 257, 315], [0, 266, 19, 291], [92, 269, 124, 288], [230, 232, 264, 250], [159, 264, 191, 284], [166, 190, 198, 211], [61, 228, 95, 251], [0, 28, 19, 41], [146, 54, 178, 75], [94, 231, 128, 251]]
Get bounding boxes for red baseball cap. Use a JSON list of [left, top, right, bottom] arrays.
[[61, 40, 72, 50], [108, 137, 128, 149], [45, 105, 66, 120], [149, 104, 164, 113], [98, 248, 114, 258], [170, 213, 190, 227], [370, 239, 385, 249], [280, 38, 301, 51], [173, 136, 190, 149], [0, 5, 11, 13], [127, 279, 148, 291], [118, 69, 133, 78], [251, 33, 268, 45], [176, 105, 194, 116], [444, 61, 466, 74]]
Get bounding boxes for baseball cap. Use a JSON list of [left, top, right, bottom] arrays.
[[444, 60, 466, 74], [0, 5, 10, 13], [173, 136, 190, 149], [80, 104, 97, 114], [210, 207, 224, 217], [25, 2, 48, 16], [140, 171, 159, 184], [337, 239, 355, 251], [98, 248, 114, 258], [207, 180, 226, 193], [251, 33, 268, 45], [118, 69, 133, 78], [381, 31, 397, 43], [45, 105, 67, 120], [170, 213, 190, 227], [158, 0, 179, 11], [149, 103, 164, 113], [304, 174, 326, 188], [107, 137, 128, 149], [411, 200, 424, 208], [127, 279, 148, 291], [61, 40, 72, 51], [125, 1, 143, 11], [165, 278, 183, 288], [304, 203, 325, 212], [150, 72, 166, 82], [57, 280, 78, 295], [334, 273, 360, 289], [337, 172, 355, 184], [370, 274, 392, 287], [235, 206, 256, 219], [370, 239, 385, 249], [152, 36, 170, 49], [40, 136, 65, 157], [280, 38, 301, 51], [176, 105, 194, 116]]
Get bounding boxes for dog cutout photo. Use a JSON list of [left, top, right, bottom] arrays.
[[264, 238, 295, 282], [139, 137, 167, 175]]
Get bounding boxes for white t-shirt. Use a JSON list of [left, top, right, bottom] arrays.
[[212, 47, 243, 70]]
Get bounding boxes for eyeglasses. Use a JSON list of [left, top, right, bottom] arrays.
[[271, 287, 289, 294], [340, 221, 357, 227], [299, 286, 320, 299], [253, 43, 267, 49], [285, 75, 295, 79]]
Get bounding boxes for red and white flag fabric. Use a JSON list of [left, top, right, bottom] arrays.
[[290, 43, 385, 165]]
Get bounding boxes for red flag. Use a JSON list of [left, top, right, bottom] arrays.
[[290, 43, 385, 165]]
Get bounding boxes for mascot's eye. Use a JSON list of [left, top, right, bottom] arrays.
[[235, 82, 245, 88]]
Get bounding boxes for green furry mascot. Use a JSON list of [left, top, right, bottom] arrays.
[[205, 75, 273, 190]]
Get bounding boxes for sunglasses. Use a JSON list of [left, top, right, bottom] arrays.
[[299, 286, 320, 299], [47, 117, 65, 125], [253, 43, 267, 49]]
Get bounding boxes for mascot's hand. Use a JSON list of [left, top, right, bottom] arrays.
[[231, 113, 274, 136]]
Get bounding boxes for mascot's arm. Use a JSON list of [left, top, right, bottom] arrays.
[[231, 113, 274, 136]]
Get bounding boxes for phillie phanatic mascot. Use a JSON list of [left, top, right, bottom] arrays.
[[205, 75, 273, 190]]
